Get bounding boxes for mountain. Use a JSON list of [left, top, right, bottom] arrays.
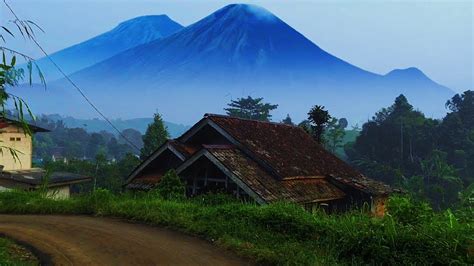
[[40, 114, 189, 138], [31, 15, 183, 81], [17, 4, 454, 124]]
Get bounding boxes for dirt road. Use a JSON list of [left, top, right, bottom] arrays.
[[0, 215, 248, 265]]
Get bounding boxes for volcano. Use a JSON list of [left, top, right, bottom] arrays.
[[17, 4, 454, 124]]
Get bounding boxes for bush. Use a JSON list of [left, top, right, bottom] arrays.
[[192, 193, 240, 206], [387, 195, 433, 225], [152, 170, 185, 200]]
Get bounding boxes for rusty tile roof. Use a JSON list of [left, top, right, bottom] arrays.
[[169, 140, 199, 158], [208, 114, 362, 179], [208, 147, 346, 203]]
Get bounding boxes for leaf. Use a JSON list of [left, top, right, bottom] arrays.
[[1, 26, 14, 37], [26, 20, 44, 33], [10, 55, 16, 66], [35, 63, 46, 89]]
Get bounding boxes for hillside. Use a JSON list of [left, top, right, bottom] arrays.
[[41, 114, 189, 138]]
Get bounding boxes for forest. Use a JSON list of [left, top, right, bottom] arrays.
[[32, 90, 473, 212]]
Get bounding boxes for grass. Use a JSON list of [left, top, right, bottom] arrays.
[[0, 237, 37, 266], [0, 190, 472, 265]]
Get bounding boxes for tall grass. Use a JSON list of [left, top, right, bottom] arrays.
[[0, 190, 472, 265]]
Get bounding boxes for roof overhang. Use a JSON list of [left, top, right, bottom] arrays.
[[125, 141, 186, 184], [176, 149, 267, 205]]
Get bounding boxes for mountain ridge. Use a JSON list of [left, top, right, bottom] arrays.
[[16, 4, 454, 124], [30, 15, 184, 81]]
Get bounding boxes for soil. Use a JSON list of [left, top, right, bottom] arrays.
[[0, 215, 249, 265]]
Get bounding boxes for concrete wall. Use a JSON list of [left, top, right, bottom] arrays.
[[0, 125, 32, 170], [47, 185, 70, 199]]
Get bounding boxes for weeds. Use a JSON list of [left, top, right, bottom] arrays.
[[0, 190, 472, 265]]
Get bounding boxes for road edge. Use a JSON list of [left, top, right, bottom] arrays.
[[0, 233, 53, 266]]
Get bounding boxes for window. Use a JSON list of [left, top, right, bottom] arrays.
[[9, 137, 15, 141], [16, 137, 21, 141]]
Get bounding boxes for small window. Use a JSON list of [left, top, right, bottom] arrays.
[[9, 137, 15, 141], [16, 137, 21, 141]]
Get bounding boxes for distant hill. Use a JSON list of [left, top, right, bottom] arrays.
[[29, 15, 183, 81], [15, 4, 454, 125], [41, 114, 189, 138]]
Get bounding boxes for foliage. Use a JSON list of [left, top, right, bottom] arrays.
[[0, 12, 47, 163], [151, 169, 185, 200], [324, 117, 347, 154], [307, 105, 331, 144], [33, 115, 139, 161], [346, 92, 473, 209], [44, 154, 140, 193], [225, 96, 278, 121], [281, 114, 294, 125], [140, 112, 169, 159], [387, 195, 433, 225], [0, 191, 472, 265]]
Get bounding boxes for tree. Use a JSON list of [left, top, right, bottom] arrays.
[[225, 96, 278, 121], [140, 112, 169, 159], [298, 120, 312, 135], [307, 105, 331, 144], [325, 117, 346, 154], [282, 114, 294, 125]]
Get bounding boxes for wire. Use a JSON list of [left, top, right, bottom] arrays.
[[3, 0, 141, 152]]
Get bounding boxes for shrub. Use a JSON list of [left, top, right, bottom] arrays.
[[387, 195, 433, 225], [152, 170, 185, 200]]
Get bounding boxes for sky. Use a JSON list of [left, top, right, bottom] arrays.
[[2, 0, 473, 93]]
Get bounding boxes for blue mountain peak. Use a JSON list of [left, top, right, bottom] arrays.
[[117, 15, 174, 27], [213, 4, 278, 22], [385, 67, 430, 80]]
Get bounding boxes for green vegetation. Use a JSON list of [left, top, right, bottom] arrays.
[[0, 237, 37, 265], [345, 91, 474, 210], [0, 190, 472, 265], [225, 96, 278, 121], [140, 112, 169, 159], [33, 116, 141, 161], [44, 153, 140, 193]]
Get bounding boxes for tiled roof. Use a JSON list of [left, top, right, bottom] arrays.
[[208, 147, 346, 203], [169, 140, 199, 158], [208, 114, 362, 179]]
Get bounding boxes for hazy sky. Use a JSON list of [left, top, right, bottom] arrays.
[[2, 0, 473, 92]]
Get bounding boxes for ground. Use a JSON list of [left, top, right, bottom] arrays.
[[0, 236, 38, 265], [0, 215, 247, 265]]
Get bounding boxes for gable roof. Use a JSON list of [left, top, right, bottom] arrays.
[[206, 114, 363, 179], [127, 114, 392, 198], [125, 140, 198, 184]]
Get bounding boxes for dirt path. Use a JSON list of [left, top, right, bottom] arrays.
[[0, 215, 248, 265]]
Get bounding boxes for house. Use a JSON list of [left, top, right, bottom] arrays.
[[126, 114, 392, 215], [0, 117, 90, 198]]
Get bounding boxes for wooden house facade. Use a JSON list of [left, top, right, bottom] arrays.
[[126, 114, 392, 215]]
